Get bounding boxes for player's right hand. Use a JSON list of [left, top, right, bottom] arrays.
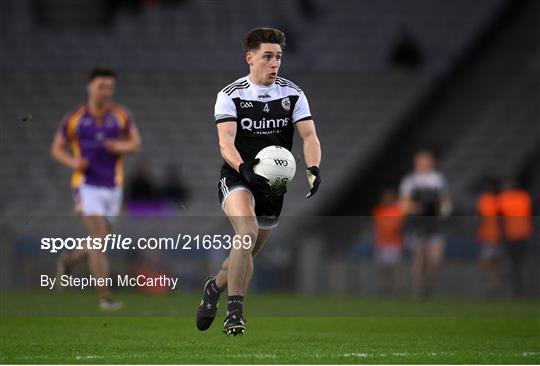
[[260, 185, 287, 198], [239, 159, 271, 192], [73, 157, 89, 171]]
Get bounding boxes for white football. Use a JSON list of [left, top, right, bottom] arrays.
[[253, 145, 296, 188]]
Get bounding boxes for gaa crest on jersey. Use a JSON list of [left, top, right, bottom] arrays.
[[281, 97, 291, 112], [240, 101, 254, 108]]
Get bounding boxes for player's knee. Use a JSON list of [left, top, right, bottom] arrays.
[[236, 229, 258, 255]]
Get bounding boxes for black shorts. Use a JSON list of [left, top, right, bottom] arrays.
[[218, 166, 284, 229], [404, 215, 443, 236]]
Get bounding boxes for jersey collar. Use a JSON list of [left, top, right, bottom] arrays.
[[85, 102, 113, 119], [246, 75, 275, 91]]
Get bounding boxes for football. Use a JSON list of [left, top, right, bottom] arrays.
[[254, 145, 296, 188]]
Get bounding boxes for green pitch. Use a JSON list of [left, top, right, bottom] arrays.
[[1, 291, 539, 364]]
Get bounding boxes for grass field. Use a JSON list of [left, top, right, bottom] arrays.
[[1, 291, 539, 364]]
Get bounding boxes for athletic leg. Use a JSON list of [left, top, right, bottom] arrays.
[[215, 228, 271, 291], [242, 229, 270, 293], [82, 215, 122, 310], [197, 229, 270, 332], [82, 215, 111, 284], [220, 190, 260, 335], [411, 239, 426, 298], [425, 237, 445, 296], [223, 190, 259, 296], [61, 250, 88, 267], [197, 189, 258, 333]]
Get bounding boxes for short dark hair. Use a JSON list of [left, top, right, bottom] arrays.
[[88, 67, 117, 82], [243, 28, 286, 51]]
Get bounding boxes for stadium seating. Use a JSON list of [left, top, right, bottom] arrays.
[[437, 0, 540, 211], [0, 0, 507, 218]]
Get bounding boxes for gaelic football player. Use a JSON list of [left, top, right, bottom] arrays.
[[399, 150, 451, 299], [196, 28, 322, 335], [51, 67, 141, 310]]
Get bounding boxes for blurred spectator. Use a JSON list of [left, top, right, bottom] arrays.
[[126, 163, 167, 216], [476, 179, 502, 297], [372, 188, 405, 296], [125, 162, 189, 216], [400, 150, 451, 298], [161, 163, 189, 207], [388, 26, 424, 70], [127, 163, 157, 201], [498, 179, 533, 297]]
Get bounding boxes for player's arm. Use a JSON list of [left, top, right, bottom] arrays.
[[217, 121, 270, 191], [215, 89, 243, 171], [296, 120, 321, 168], [399, 177, 418, 215], [400, 196, 418, 215], [214, 90, 271, 191], [103, 126, 141, 155], [217, 121, 243, 172], [440, 177, 452, 216], [440, 195, 452, 217], [50, 132, 88, 170], [296, 120, 321, 198]]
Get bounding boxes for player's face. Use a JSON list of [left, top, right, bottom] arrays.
[[247, 43, 282, 85], [87, 77, 115, 107], [414, 152, 435, 173]]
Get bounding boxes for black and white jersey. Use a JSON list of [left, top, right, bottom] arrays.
[[399, 171, 449, 216], [214, 76, 312, 171]]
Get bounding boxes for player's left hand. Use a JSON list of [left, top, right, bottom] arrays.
[[306, 166, 321, 198]]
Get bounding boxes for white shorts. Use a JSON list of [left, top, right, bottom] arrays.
[[80, 183, 123, 222]]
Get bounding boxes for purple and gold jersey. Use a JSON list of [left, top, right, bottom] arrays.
[[59, 104, 134, 188]]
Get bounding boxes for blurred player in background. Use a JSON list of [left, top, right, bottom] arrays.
[[372, 188, 405, 296], [476, 179, 502, 297], [498, 179, 532, 297], [400, 150, 451, 299], [196, 27, 321, 336], [50, 67, 141, 310]]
